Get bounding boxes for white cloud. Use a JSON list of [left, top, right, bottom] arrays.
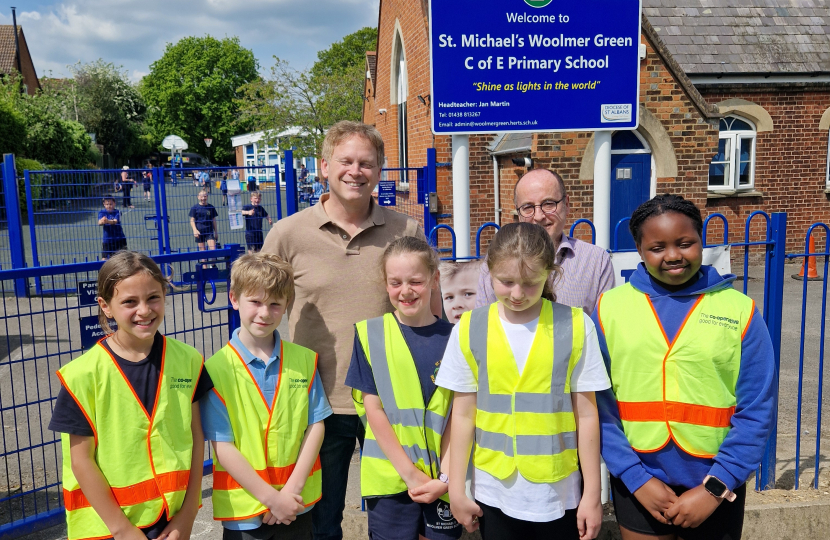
[[16, 0, 379, 79]]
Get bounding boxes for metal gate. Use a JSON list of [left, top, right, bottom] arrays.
[[0, 246, 242, 538]]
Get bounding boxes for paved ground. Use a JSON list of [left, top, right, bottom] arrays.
[[2, 255, 830, 537]]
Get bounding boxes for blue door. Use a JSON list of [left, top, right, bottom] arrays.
[[610, 153, 651, 250]]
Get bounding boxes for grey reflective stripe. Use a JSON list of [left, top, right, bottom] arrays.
[[367, 317, 397, 414], [385, 407, 423, 429], [476, 427, 514, 457], [514, 392, 568, 413], [470, 307, 512, 414], [362, 438, 438, 466], [424, 409, 449, 435], [515, 431, 578, 456]]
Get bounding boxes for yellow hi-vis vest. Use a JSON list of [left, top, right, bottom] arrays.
[[352, 313, 453, 498], [205, 341, 322, 520], [58, 337, 203, 540], [597, 283, 754, 458], [459, 300, 583, 483]]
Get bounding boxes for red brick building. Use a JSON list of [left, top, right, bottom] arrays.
[[0, 25, 40, 96], [363, 0, 830, 256]]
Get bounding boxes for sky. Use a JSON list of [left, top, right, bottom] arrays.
[[7, 0, 380, 81]]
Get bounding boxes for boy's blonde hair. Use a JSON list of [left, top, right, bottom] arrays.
[[230, 252, 294, 303], [438, 260, 480, 282]]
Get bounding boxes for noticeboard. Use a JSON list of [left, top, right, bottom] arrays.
[[378, 180, 396, 207], [429, 0, 642, 134]]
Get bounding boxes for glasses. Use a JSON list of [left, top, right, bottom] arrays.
[[517, 198, 563, 218]]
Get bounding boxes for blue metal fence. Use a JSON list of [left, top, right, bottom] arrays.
[[0, 246, 243, 539]]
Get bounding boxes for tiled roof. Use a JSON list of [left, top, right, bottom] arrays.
[[644, 0, 830, 74], [0, 25, 21, 73]]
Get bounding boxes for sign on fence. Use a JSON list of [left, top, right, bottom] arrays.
[[77, 280, 98, 306], [378, 180, 396, 207], [429, 0, 642, 134], [79, 315, 117, 349]]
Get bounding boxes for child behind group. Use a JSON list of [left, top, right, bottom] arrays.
[[200, 252, 331, 540], [595, 195, 775, 540], [437, 222, 610, 540], [439, 260, 480, 324], [98, 197, 127, 260], [241, 192, 272, 253], [49, 251, 212, 540], [346, 236, 462, 540], [189, 189, 219, 252]]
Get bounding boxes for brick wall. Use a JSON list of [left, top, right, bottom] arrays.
[[700, 89, 830, 254]]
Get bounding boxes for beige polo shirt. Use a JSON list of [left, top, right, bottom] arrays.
[[261, 194, 425, 414]]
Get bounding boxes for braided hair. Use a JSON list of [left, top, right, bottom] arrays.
[[629, 194, 703, 245]]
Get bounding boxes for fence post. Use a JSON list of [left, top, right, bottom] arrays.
[[424, 148, 438, 235], [156, 167, 172, 254], [284, 150, 298, 216], [2, 154, 27, 295], [152, 167, 165, 256], [274, 165, 283, 220], [226, 243, 244, 334], [759, 211, 787, 490]]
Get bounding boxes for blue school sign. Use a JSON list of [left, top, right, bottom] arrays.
[[429, 0, 642, 134]]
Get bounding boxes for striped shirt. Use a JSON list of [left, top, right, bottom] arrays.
[[475, 235, 615, 314]]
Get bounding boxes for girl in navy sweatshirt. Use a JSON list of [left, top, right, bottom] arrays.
[[594, 195, 775, 540]]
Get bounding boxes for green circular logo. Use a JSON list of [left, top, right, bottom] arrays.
[[524, 0, 554, 7]]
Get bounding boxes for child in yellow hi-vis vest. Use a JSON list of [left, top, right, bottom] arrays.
[[201, 252, 331, 540], [437, 222, 611, 540], [346, 236, 462, 540], [595, 195, 775, 540], [49, 251, 211, 540]]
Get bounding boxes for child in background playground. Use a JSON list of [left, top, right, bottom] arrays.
[[241, 191, 272, 253], [439, 260, 480, 323], [346, 236, 462, 540], [438, 222, 609, 540], [220, 175, 228, 206], [595, 195, 775, 540], [189, 189, 219, 253], [142, 171, 152, 202], [247, 175, 257, 193], [201, 252, 330, 539], [48, 251, 212, 540], [121, 166, 134, 209], [98, 197, 127, 260]]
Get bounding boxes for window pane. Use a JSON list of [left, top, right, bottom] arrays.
[[730, 118, 753, 131], [712, 138, 731, 162], [709, 162, 730, 186], [739, 138, 752, 161]]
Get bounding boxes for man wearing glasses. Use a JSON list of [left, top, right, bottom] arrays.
[[475, 168, 615, 314]]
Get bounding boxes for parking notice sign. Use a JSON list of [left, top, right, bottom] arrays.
[[429, 0, 642, 134], [378, 180, 396, 207]]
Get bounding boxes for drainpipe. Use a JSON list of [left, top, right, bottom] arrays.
[[593, 131, 612, 249], [11, 8, 23, 93], [492, 155, 501, 225]]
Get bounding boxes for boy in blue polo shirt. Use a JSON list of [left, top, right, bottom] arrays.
[[98, 197, 127, 260], [241, 191, 272, 253], [189, 189, 219, 252], [201, 252, 331, 540]]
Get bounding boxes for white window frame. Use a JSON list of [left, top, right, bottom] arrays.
[[709, 115, 757, 192], [825, 131, 830, 189]]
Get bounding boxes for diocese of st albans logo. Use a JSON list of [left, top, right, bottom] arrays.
[[524, 0, 554, 7]]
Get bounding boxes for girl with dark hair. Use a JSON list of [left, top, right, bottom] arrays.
[[595, 194, 775, 540]]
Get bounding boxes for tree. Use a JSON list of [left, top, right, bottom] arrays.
[[236, 27, 376, 158], [0, 77, 26, 156], [67, 60, 147, 160], [311, 27, 377, 78], [141, 36, 259, 163]]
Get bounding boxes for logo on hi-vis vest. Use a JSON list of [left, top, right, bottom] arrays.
[[169, 376, 194, 390], [524, 0, 554, 7], [290, 377, 308, 389], [698, 312, 740, 332]]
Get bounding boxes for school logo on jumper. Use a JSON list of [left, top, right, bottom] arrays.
[[436, 501, 454, 522], [524, 0, 554, 7], [601, 104, 632, 123]]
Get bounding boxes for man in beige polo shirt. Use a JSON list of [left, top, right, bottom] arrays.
[[261, 121, 438, 540]]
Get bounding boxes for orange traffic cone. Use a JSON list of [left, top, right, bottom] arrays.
[[793, 234, 822, 281]]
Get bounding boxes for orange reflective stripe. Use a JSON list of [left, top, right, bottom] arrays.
[[618, 401, 735, 428], [63, 470, 190, 511], [213, 457, 322, 491]]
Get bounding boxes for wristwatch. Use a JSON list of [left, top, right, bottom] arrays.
[[703, 475, 736, 502], [438, 472, 449, 484]]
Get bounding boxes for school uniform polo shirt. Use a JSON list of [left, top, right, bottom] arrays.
[[261, 193, 426, 413]]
